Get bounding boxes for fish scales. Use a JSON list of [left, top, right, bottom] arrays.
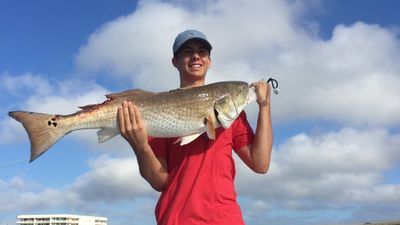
[[129, 83, 218, 137]]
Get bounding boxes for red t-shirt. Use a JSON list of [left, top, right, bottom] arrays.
[[149, 111, 254, 225]]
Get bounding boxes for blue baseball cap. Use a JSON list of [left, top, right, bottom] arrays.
[[173, 29, 212, 55]]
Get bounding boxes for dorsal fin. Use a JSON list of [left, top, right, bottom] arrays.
[[79, 89, 154, 110], [106, 89, 154, 100], [79, 103, 101, 110]]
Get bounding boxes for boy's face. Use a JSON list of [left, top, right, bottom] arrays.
[[173, 40, 211, 81]]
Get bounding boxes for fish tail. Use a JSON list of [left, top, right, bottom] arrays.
[[8, 111, 69, 162]]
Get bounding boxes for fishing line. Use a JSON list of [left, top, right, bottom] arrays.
[[0, 169, 28, 179], [0, 158, 29, 179], [0, 158, 28, 168]]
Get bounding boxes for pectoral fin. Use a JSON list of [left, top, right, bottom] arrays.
[[173, 132, 203, 146], [214, 95, 238, 129], [97, 128, 119, 143]]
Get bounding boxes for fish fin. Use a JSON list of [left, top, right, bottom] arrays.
[[217, 114, 235, 129], [78, 103, 102, 110], [106, 89, 154, 100], [97, 128, 119, 143], [8, 111, 68, 162], [214, 95, 238, 128], [175, 133, 203, 146], [206, 114, 216, 140]]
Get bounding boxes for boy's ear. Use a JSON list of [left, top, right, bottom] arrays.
[[172, 57, 178, 68]]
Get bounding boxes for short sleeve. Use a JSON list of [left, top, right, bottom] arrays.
[[148, 137, 168, 159], [232, 111, 254, 151]]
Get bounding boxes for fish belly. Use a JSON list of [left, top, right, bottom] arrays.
[[143, 112, 207, 137]]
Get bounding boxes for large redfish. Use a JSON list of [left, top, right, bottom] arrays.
[[9, 80, 278, 162]]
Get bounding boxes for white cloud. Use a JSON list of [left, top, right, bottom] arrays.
[[288, 22, 400, 126], [0, 116, 23, 144], [0, 73, 111, 145], [70, 155, 153, 202], [1, 73, 109, 114], [0, 155, 153, 214], [263, 21, 400, 126], [0, 156, 157, 225], [235, 128, 400, 206], [75, 1, 189, 91], [234, 128, 400, 224], [24, 81, 109, 115], [0, 176, 81, 212], [0, 72, 53, 97]]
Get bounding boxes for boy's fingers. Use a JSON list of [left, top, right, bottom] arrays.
[[117, 106, 125, 132], [127, 102, 137, 129], [133, 105, 143, 127], [123, 101, 133, 131]]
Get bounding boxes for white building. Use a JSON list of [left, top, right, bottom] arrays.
[[16, 214, 107, 225]]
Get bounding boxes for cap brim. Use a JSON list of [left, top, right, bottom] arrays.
[[174, 38, 212, 54]]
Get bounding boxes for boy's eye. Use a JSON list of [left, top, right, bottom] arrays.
[[181, 49, 193, 55], [198, 49, 208, 56]]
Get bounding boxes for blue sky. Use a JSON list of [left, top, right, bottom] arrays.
[[1, 1, 400, 225]]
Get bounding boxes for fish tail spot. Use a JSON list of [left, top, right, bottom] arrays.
[[47, 120, 58, 127]]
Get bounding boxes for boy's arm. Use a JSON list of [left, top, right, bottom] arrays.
[[236, 81, 273, 174], [118, 101, 169, 191]]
